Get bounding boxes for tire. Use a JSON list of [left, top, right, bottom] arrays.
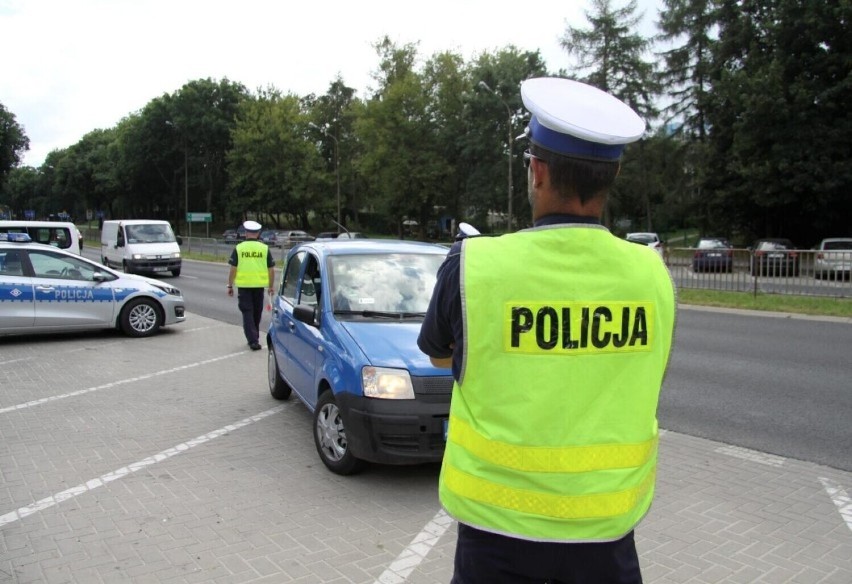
[[171, 268, 181, 277], [267, 346, 292, 400], [119, 298, 163, 337], [314, 391, 365, 475], [123, 261, 134, 275]]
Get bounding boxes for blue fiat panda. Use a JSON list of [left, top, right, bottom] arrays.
[[266, 239, 451, 475]]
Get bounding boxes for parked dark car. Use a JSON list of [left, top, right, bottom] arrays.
[[260, 230, 282, 247], [315, 232, 339, 241], [222, 229, 239, 244], [267, 239, 451, 475], [750, 238, 799, 276], [692, 238, 733, 273]]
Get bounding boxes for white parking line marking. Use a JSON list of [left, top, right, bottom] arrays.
[[715, 444, 785, 467], [374, 509, 454, 584], [0, 405, 286, 528], [0, 352, 246, 414], [819, 477, 852, 533]]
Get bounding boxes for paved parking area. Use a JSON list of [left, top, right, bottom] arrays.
[[1, 314, 850, 583]]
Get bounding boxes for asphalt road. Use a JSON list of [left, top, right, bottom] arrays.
[[81, 250, 852, 472]]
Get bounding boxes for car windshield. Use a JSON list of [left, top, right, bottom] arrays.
[[126, 224, 176, 243], [698, 239, 729, 249], [758, 241, 792, 250], [823, 240, 852, 251], [328, 253, 446, 314]]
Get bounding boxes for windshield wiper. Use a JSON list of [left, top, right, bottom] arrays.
[[333, 309, 426, 319]]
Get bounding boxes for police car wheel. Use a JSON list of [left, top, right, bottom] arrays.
[[313, 391, 365, 475], [267, 346, 292, 400], [120, 298, 163, 337]]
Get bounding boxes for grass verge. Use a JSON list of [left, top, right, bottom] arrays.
[[678, 289, 852, 318]]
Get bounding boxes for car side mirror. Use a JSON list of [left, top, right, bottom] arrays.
[[293, 303, 319, 327], [93, 271, 109, 282], [176, 236, 183, 245]]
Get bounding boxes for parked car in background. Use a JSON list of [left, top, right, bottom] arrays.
[[267, 239, 451, 475], [222, 229, 239, 244], [336, 232, 366, 240], [692, 238, 733, 273], [813, 237, 852, 280], [750, 238, 799, 276], [260, 230, 282, 247], [315, 232, 339, 241], [278, 230, 314, 248], [1, 232, 186, 338], [625, 232, 664, 256]]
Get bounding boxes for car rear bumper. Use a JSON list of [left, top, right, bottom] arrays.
[[335, 393, 450, 465]]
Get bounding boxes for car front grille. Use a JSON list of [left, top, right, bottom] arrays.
[[412, 375, 453, 395]]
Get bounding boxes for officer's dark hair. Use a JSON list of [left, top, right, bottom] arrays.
[[530, 145, 620, 205]]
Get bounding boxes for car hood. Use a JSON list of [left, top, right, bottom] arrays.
[[339, 321, 447, 376]]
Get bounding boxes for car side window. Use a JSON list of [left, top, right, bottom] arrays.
[[281, 252, 305, 304], [300, 255, 321, 308], [0, 251, 25, 276], [28, 251, 98, 281]]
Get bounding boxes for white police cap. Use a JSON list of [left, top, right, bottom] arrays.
[[520, 77, 645, 161], [243, 220, 262, 232]]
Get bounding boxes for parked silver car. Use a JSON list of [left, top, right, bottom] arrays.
[[814, 238, 852, 280]]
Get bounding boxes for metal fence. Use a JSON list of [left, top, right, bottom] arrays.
[[667, 247, 852, 299]]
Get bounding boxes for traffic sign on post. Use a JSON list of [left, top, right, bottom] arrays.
[[186, 212, 212, 223]]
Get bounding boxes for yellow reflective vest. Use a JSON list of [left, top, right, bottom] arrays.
[[233, 240, 270, 288], [439, 224, 676, 542]]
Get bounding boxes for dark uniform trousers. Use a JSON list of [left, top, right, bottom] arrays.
[[237, 288, 265, 345], [451, 523, 642, 584]]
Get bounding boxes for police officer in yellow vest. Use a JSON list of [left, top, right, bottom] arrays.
[[227, 220, 275, 351], [418, 78, 676, 583]]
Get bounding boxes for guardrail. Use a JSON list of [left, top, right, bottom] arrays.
[[666, 247, 851, 299]]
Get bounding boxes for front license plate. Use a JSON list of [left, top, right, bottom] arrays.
[[152, 267, 168, 272]]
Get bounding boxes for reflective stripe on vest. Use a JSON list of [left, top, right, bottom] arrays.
[[439, 225, 676, 542], [233, 240, 269, 288]]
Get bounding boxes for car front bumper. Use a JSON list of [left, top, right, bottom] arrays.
[[335, 392, 450, 465]]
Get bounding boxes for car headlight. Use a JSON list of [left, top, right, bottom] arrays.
[[362, 367, 414, 399], [132, 254, 143, 260], [172, 252, 181, 258], [152, 283, 181, 297]]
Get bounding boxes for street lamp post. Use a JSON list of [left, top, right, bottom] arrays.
[[309, 122, 341, 232], [479, 81, 514, 232]]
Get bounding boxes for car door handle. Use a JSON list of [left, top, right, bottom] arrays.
[[287, 320, 296, 330], [35, 285, 55, 293]]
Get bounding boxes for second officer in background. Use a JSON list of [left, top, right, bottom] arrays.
[[227, 220, 275, 350]]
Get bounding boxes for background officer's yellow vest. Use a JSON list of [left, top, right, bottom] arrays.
[[234, 240, 269, 288], [439, 225, 676, 542]]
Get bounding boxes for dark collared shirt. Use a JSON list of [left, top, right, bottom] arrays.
[[417, 214, 601, 380]]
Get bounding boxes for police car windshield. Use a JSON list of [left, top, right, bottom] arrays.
[[328, 253, 445, 315], [126, 224, 176, 243]]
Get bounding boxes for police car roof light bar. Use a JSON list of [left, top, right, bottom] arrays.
[[0, 232, 33, 243]]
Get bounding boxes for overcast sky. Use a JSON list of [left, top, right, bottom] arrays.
[[1, 0, 663, 167]]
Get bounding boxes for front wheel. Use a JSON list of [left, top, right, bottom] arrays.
[[171, 268, 181, 277], [314, 391, 365, 475], [123, 261, 134, 275], [120, 298, 163, 337]]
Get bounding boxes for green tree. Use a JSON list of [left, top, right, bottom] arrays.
[[706, 0, 852, 243], [0, 102, 30, 196], [228, 89, 318, 229], [559, 0, 661, 230]]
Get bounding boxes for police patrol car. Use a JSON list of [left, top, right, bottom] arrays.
[[0, 233, 186, 338]]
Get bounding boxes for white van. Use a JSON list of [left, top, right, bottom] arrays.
[[0, 220, 82, 254], [101, 219, 182, 277]]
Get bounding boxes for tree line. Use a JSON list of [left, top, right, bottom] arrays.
[[1, 0, 849, 246]]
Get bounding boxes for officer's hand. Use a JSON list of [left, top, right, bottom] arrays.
[[227, 287, 234, 296]]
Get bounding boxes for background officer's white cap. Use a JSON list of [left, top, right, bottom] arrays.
[[519, 77, 645, 161], [243, 220, 262, 232]]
